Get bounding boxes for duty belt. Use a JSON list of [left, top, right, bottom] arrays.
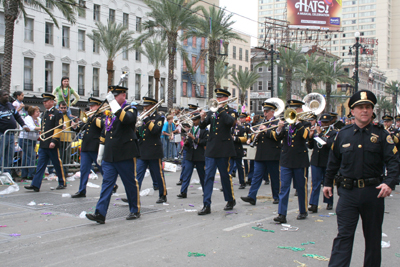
[[340, 177, 382, 189]]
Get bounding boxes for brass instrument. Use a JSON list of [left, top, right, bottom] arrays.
[[208, 97, 238, 112], [250, 98, 285, 133], [135, 99, 164, 128], [80, 104, 110, 123]]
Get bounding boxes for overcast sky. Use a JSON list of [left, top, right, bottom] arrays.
[[219, 0, 258, 47]]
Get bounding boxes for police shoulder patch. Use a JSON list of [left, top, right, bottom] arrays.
[[387, 135, 394, 144], [231, 113, 236, 118], [157, 121, 162, 126]]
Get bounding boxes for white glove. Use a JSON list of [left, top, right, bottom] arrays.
[[106, 92, 121, 114], [97, 144, 105, 166]]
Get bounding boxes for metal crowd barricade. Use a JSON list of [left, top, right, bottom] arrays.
[[0, 129, 81, 179]]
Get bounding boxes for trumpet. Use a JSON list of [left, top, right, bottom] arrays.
[[208, 97, 238, 112], [135, 99, 164, 128]]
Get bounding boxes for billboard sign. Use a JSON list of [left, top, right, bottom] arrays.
[[287, 0, 342, 31]]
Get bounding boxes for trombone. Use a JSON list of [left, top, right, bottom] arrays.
[[135, 99, 164, 128], [208, 97, 238, 112], [250, 98, 285, 133], [80, 104, 110, 123]]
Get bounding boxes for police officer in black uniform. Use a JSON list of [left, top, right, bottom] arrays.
[[239, 113, 251, 177], [229, 112, 247, 189], [136, 97, 167, 203], [86, 86, 141, 224], [177, 112, 208, 198], [25, 93, 66, 192], [198, 88, 237, 215], [308, 113, 337, 212], [71, 97, 105, 198], [323, 90, 399, 267]]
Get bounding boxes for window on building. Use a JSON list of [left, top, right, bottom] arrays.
[[78, 29, 85, 51], [148, 76, 153, 98], [78, 66, 85, 95], [123, 13, 129, 28], [160, 78, 165, 100], [258, 67, 263, 73], [201, 59, 205, 74], [250, 100, 253, 111], [45, 22, 53, 45], [123, 78, 129, 98], [136, 17, 142, 32], [183, 82, 187, 97], [245, 50, 249, 62], [258, 81, 263, 91], [78, 1, 86, 17], [201, 37, 205, 49], [62, 26, 70, 48], [258, 100, 263, 111], [93, 40, 99, 53], [233, 46, 236, 59], [25, 18, 34, 41], [122, 47, 128, 60], [109, 9, 115, 23], [93, 68, 99, 96], [62, 63, 69, 78], [24, 58, 33, 91], [0, 54, 3, 87], [0, 12, 4, 36], [135, 50, 141, 61], [232, 88, 236, 97], [192, 36, 196, 48], [94, 4, 100, 21], [45, 61, 53, 93], [239, 65, 242, 72], [173, 80, 177, 103], [46, 0, 53, 9], [239, 48, 243, 60], [245, 67, 248, 72], [135, 74, 141, 100]]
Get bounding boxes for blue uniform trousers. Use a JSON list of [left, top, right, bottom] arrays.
[[78, 151, 103, 194], [203, 157, 235, 206], [95, 159, 140, 217], [247, 160, 268, 183], [180, 160, 205, 194], [329, 186, 383, 267], [31, 148, 65, 188], [137, 158, 167, 197], [278, 166, 308, 216], [310, 165, 333, 206], [229, 157, 245, 185], [248, 160, 280, 201], [243, 159, 249, 176], [178, 149, 187, 182]]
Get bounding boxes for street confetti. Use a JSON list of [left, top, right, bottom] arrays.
[[0, 225, 7, 227], [293, 260, 307, 267], [38, 203, 53, 206], [395, 253, 400, 257], [252, 227, 274, 233], [27, 201, 36, 206], [189, 204, 194, 207], [242, 234, 253, 238], [302, 254, 329, 261], [9, 233, 21, 237], [315, 219, 323, 222], [301, 242, 315, 246], [188, 252, 206, 257], [277, 246, 305, 252], [319, 215, 330, 217], [41, 212, 52, 215]]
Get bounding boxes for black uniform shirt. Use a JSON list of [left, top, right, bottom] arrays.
[[325, 123, 399, 189]]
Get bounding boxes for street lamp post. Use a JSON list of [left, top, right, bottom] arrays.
[[266, 39, 280, 98], [348, 31, 367, 92]]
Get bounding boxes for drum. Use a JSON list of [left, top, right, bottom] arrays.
[[243, 146, 256, 160]]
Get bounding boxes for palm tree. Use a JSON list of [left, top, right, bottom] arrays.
[[1, 0, 82, 92], [184, 6, 244, 99], [321, 59, 353, 112], [139, 39, 168, 101], [295, 53, 325, 94], [384, 80, 400, 115], [277, 44, 306, 101], [229, 68, 259, 106], [87, 20, 136, 86], [376, 95, 391, 119], [138, 0, 201, 108], [212, 60, 232, 88]]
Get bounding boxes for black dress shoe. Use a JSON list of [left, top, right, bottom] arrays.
[[297, 212, 308, 220], [24, 185, 39, 192], [273, 199, 279, 204], [153, 186, 159, 191], [176, 180, 182, 185], [156, 195, 167, 203], [231, 172, 236, 178], [71, 192, 86, 198], [326, 203, 333, 210], [264, 180, 270, 185], [241, 196, 256, 205], [246, 180, 252, 186], [177, 193, 187, 198], [294, 190, 298, 196], [239, 184, 246, 189], [224, 200, 236, 210], [273, 214, 287, 223], [198, 205, 211, 215], [56, 185, 66, 190], [86, 213, 105, 224], [309, 204, 318, 213], [126, 212, 141, 220], [112, 184, 118, 194], [121, 198, 128, 203]]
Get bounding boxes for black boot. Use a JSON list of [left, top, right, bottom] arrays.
[[176, 180, 182, 185], [297, 212, 308, 220], [177, 193, 187, 198], [326, 203, 333, 210], [309, 204, 318, 213], [86, 213, 105, 224], [240, 196, 256, 205], [126, 212, 141, 220], [198, 205, 211, 215], [156, 195, 167, 204], [112, 184, 118, 194], [224, 200, 236, 210], [273, 214, 287, 224]]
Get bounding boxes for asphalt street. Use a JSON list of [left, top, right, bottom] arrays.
[[1, 168, 400, 266]]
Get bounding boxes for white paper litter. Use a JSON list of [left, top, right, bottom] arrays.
[[382, 233, 388, 237], [87, 182, 100, 188], [0, 184, 19, 195], [27, 201, 36, 206], [145, 169, 150, 177], [67, 176, 75, 181], [184, 209, 197, 212], [62, 193, 71, 197], [381, 241, 390, 248], [163, 202, 170, 206], [89, 170, 98, 180], [79, 211, 87, 218], [190, 179, 200, 184], [140, 188, 154, 196]]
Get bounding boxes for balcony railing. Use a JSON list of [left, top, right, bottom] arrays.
[[93, 90, 99, 97], [24, 83, 33, 91], [78, 86, 85, 96], [45, 85, 53, 93]]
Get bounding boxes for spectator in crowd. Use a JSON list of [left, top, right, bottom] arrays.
[[58, 101, 77, 177], [19, 106, 41, 180], [52, 76, 80, 117], [12, 91, 26, 117], [162, 115, 178, 160]]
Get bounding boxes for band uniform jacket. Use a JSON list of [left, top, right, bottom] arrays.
[[231, 124, 247, 158], [40, 107, 63, 148], [393, 127, 400, 150], [76, 114, 105, 152], [308, 128, 337, 167], [199, 106, 236, 158], [252, 119, 281, 161], [100, 104, 140, 162], [242, 122, 252, 135], [278, 121, 310, 169], [184, 126, 208, 162], [137, 112, 164, 160], [325, 123, 400, 189]]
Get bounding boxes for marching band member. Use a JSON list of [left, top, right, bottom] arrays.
[[308, 113, 337, 213], [274, 99, 310, 223], [229, 112, 247, 189], [241, 102, 281, 205], [239, 113, 251, 177], [382, 114, 394, 132], [198, 88, 237, 215], [25, 93, 65, 192], [136, 97, 167, 204], [177, 112, 208, 198], [86, 86, 140, 224], [71, 97, 105, 198]]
